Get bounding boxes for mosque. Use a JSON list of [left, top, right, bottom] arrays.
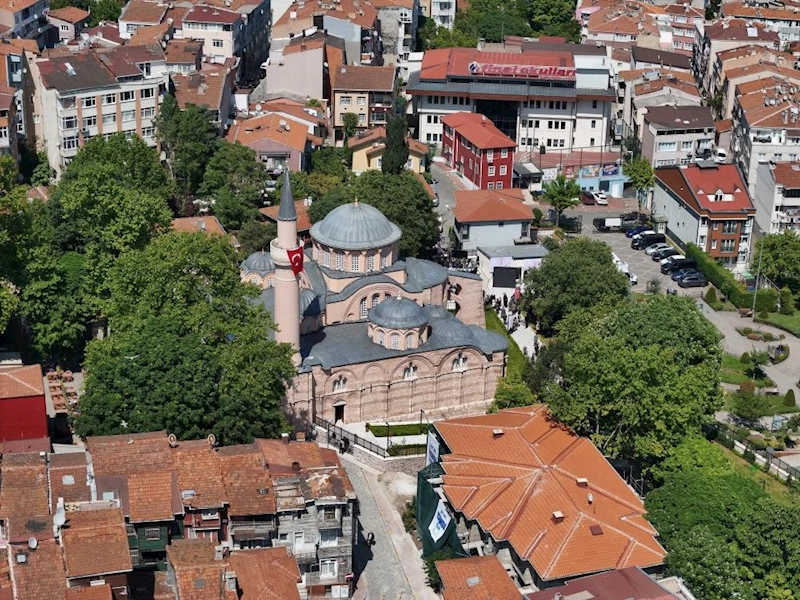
[[240, 172, 508, 428]]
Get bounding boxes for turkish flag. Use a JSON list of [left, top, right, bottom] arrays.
[[287, 246, 304, 276]]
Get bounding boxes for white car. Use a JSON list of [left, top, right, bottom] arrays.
[[632, 230, 656, 241], [645, 242, 671, 256], [661, 254, 685, 265], [629, 272, 638, 285], [591, 191, 608, 205]]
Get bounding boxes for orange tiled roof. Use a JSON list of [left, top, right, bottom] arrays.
[[0, 0, 39, 14], [587, 11, 639, 35], [347, 126, 428, 156], [656, 164, 754, 216], [65, 585, 113, 600], [226, 113, 309, 152], [716, 44, 792, 63], [726, 61, 800, 83], [435, 406, 666, 582], [0, 364, 43, 398], [172, 216, 227, 236], [217, 445, 275, 517], [166, 538, 236, 600], [262, 100, 326, 127], [229, 547, 301, 600], [49, 453, 91, 513], [128, 22, 171, 45], [453, 189, 531, 224], [164, 39, 202, 65], [61, 508, 132, 579], [0, 549, 11, 598], [48, 6, 90, 22], [120, 0, 168, 24], [172, 440, 229, 509], [437, 556, 520, 600], [9, 541, 66, 600], [0, 453, 51, 539], [771, 162, 800, 189], [172, 65, 233, 112], [332, 64, 395, 92], [86, 432, 173, 476], [633, 77, 699, 97], [274, 0, 377, 30], [260, 200, 312, 232], [442, 113, 515, 150], [128, 471, 177, 523]]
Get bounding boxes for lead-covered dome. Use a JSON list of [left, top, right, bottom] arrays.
[[311, 202, 401, 250], [369, 296, 428, 329], [241, 251, 275, 275]]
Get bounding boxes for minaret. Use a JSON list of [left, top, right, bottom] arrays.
[[270, 170, 301, 362]]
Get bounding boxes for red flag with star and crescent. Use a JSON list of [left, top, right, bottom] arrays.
[[287, 246, 304, 276]]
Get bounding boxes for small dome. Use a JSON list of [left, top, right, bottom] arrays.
[[424, 304, 454, 321], [242, 251, 275, 275], [429, 318, 475, 346], [369, 296, 428, 329], [311, 202, 401, 251]]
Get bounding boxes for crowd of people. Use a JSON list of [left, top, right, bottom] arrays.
[[484, 292, 540, 359]]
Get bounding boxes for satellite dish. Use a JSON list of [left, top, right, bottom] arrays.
[[53, 506, 66, 529], [27, 537, 38, 550], [168, 433, 178, 447], [255, 103, 262, 111], [207, 433, 217, 447]]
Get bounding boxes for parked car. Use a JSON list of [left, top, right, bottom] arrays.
[[581, 191, 595, 205], [652, 248, 680, 261], [644, 242, 671, 256], [679, 273, 708, 288], [632, 229, 656, 241], [671, 268, 700, 281], [661, 254, 685, 265], [632, 233, 666, 250], [591, 191, 608, 205], [661, 258, 698, 274], [626, 225, 649, 238]]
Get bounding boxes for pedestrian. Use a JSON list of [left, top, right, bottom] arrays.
[[366, 532, 375, 547]]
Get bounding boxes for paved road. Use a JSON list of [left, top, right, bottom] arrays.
[[430, 162, 465, 247]]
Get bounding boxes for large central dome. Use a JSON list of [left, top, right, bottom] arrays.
[[310, 202, 402, 250]]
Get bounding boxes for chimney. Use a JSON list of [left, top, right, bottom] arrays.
[[292, 461, 301, 472], [281, 432, 290, 444], [492, 428, 503, 437], [296, 432, 306, 442]]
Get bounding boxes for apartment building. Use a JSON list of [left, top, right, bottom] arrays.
[[453, 188, 533, 256], [172, 61, 236, 132], [226, 112, 315, 171], [693, 21, 780, 96], [370, 0, 418, 79], [722, 0, 800, 44], [753, 162, 800, 234], [641, 105, 715, 167], [709, 44, 794, 101], [0, 0, 53, 48], [720, 61, 800, 120], [331, 65, 395, 140], [31, 44, 168, 175], [47, 6, 90, 44], [653, 163, 755, 272], [442, 112, 516, 190], [347, 125, 427, 174], [429, 0, 455, 29], [409, 40, 614, 152], [181, 6, 243, 64]]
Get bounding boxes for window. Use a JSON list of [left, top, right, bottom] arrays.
[[592, 100, 598, 109], [382, 252, 390, 267], [83, 115, 96, 128], [656, 159, 676, 167], [501, 148, 508, 158], [486, 149, 493, 161], [122, 110, 135, 122], [322, 506, 337, 521], [589, 138, 595, 146], [723, 221, 738, 234], [372, 294, 380, 308], [357, 96, 366, 105], [657, 141, 677, 152], [341, 96, 352, 106], [130, 548, 141, 565], [142, 106, 155, 118], [144, 527, 161, 540], [591, 119, 596, 128], [358, 114, 365, 124], [63, 136, 79, 150], [379, 331, 385, 344], [406, 333, 415, 349], [488, 182, 495, 189], [213, 39, 223, 47], [320, 529, 338, 547], [496, 182, 503, 189], [320, 559, 337, 579], [102, 113, 116, 125], [61, 116, 77, 130], [488, 166, 495, 176], [391, 334, 400, 350], [103, 93, 116, 105], [360, 297, 367, 319], [142, 126, 155, 138], [120, 91, 135, 102], [60, 24, 69, 31], [81, 96, 96, 108], [201, 509, 218, 520], [499, 165, 507, 175], [336, 253, 343, 270], [452, 354, 467, 371], [333, 376, 346, 392], [403, 364, 417, 380], [367, 255, 374, 271], [711, 240, 717, 249], [351, 254, 360, 271], [141, 88, 155, 99], [461, 224, 469, 240], [721, 239, 735, 253]]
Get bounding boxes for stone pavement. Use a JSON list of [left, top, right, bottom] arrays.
[[511, 325, 538, 359], [336, 422, 427, 450], [337, 450, 437, 600]]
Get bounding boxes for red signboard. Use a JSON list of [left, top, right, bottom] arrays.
[[468, 61, 576, 80]]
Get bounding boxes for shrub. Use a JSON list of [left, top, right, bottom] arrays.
[[781, 287, 796, 315], [759, 310, 769, 319], [532, 208, 543, 226], [743, 448, 756, 462], [763, 332, 776, 342], [424, 548, 454, 591], [741, 352, 751, 364], [748, 332, 762, 340], [705, 287, 718, 304], [743, 327, 753, 335], [785, 389, 796, 408], [401, 497, 417, 534], [740, 380, 757, 395], [736, 427, 752, 438]]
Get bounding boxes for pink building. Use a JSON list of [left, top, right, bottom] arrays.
[[442, 112, 516, 190]]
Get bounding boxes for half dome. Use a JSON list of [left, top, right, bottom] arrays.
[[369, 296, 428, 329], [310, 202, 401, 251]]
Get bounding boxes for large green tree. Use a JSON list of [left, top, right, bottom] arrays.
[[382, 115, 410, 175], [752, 230, 800, 296], [541, 174, 581, 224], [623, 156, 654, 209], [522, 237, 629, 330], [489, 372, 536, 412]]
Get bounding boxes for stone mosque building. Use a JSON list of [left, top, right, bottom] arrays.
[[240, 172, 508, 428]]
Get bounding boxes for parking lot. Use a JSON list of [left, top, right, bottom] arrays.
[[584, 230, 701, 296]]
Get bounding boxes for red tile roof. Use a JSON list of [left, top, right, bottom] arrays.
[[172, 440, 229, 509], [128, 471, 178, 523], [434, 406, 665, 582], [166, 538, 235, 600], [61, 507, 132, 579], [227, 113, 309, 152], [172, 65, 233, 112], [453, 189, 531, 224], [65, 585, 113, 600], [771, 162, 800, 189], [120, 0, 168, 24], [48, 6, 90, 23], [0, 453, 51, 541], [332, 65, 395, 92], [216, 445, 275, 517], [347, 126, 428, 156], [273, 0, 377, 30], [526, 566, 676, 600], [656, 164, 755, 216], [260, 200, 312, 233], [0, 364, 44, 398], [229, 547, 301, 600], [442, 113, 516, 150], [49, 453, 91, 513], [9, 541, 66, 600], [183, 5, 241, 24], [437, 556, 520, 600], [172, 216, 227, 236]]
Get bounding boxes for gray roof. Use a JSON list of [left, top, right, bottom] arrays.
[[254, 287, 322, 318], [298, 318, 507, 370], [645, 105, 715, 130], [631, 46, 691, 70], [477, 244, 550, 260], [310, 202, 402, 250], [324, 258, 449, 304], [241, 251, 275, 275], [368, 296, 429, 329], [423, 304, 454, 320], [278, 169, 297, 221]]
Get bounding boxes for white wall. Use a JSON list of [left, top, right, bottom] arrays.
[[652, 181, 700, 248], [459, 221, 527, 254]]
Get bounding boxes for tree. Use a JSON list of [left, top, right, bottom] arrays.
[[342, 113, 359, 145], [213, 188, 259, 230], [419, 19, 478, 49], [541, 175, 581, 224], [522, 237, 629, 330], [741, 348, 770, 379], [730, 388, 771, 423], [527, 0, 582, 41], [623, 157, 654, 209], [522, 340, 567, 395], [88, 0, 123, 25], [489, 372, 536, 412], [751, 231, 800, 295], [382, 115, 410, 175], [309, 147, 350, 179], [308, 184, 353, 223], [649, 435, 733, 485], [199, 141, 268, 215], [30, 151, 55, 187], [238, 221, 277, 256], [780, 287, 796, 315], [424, 548, 454, 591]]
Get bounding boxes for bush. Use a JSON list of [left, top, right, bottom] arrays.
[[705, 287, 718, 304], [740, 380, 757, 395], [759, 310, 769, 319], [736, 427, 752, 438], [686, 244, 746, 306], [402, 497, 417, 534], [763, 332, 776, 342], [743, 327, 753, 335], [785, 389, 796, 408], [748, 332, 762, 340], [740, 352, 751, 365], [780, 287, 796, 315], [424, 548, 454, 591], [532, 208, 543, 226]]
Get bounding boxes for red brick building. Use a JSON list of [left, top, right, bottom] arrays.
[[0, 365, 47, 443], [441, 112, 516, 190]]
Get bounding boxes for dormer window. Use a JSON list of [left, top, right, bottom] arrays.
[[714, 190, 723, 202], [333, 376, 347, 392]]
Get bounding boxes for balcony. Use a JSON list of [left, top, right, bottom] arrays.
[[281, 542, 318, 564], [230, 520, 276, 540]]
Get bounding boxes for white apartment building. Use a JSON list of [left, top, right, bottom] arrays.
[[753, 162, 800, 234], [31, 45, 168, 175], [181, 6, 243, 65], [430, 0, 455, 29]]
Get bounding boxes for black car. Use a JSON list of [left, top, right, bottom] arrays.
[[661, 258, 697, 274], [671, 268, 700, 281], [652, 248, 680, 261], [679, 273, 708, 288]]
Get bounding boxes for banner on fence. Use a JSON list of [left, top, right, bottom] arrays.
[[428, 499, 452, 543], [426, 431, 440, 466]]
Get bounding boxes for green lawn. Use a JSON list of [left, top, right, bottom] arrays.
[[484, 308, 528, 378], [721, 354, 775, 388], [368, 423, 428, 437], [756, 313, 800, 338], [717, 444, 796, 505]]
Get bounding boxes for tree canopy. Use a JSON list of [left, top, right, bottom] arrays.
[[382, 115, 410, 175], [752, 230, 800, 297], [541, 174, 581, 223], [489, 372, 536, 412]]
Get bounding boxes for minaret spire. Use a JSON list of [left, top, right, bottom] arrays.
[[278, 170, 297, 222], [271, 169, 301, 363]]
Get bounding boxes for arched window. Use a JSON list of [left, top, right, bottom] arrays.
[[367, 254, 375, 271], [382, 251, 390, 268], [360, 297, 367, 319], [351, 254, 360, 271], [372, 294, 380, 308], [405, 333, 415, 349], [452, 353, 467, 372], [379, 331, 385, 344], [391, 333, 400, 350], [333, 376, 347, 392], [403, 364, 417, 380], [336, 253, 343, 270]]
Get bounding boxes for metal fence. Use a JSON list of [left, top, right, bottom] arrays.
[[313, 416, 427, 458], [714, 425, 800, 483]]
